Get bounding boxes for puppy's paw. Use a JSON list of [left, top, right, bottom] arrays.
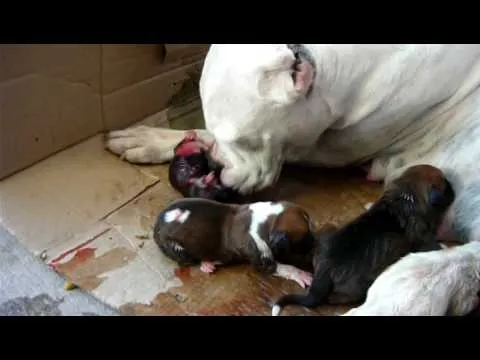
[[274, 264, 313, 289], [105, 126, 185, 164], [290, 269, 313, 289], [200, 261, 217, 274]]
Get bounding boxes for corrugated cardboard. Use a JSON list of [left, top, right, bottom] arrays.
[[0, 45, 103, 179], [102, 61, 203, 131], [101, 44, 208, 94], [0, 44, 209, 180]]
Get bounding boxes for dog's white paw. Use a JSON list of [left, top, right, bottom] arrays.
[[105, 126, 184, 164]]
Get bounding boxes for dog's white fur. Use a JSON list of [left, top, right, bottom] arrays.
[[342, 241, 480, 316], [106, 44, 480, 243]]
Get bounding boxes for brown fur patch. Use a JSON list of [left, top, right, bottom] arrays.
[[274, 206, 311, 242], [394, 164, 449, 195]]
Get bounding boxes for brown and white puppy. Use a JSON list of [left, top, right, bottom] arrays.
[[271, 164, 455, 315], [153, 198, 317, 288]]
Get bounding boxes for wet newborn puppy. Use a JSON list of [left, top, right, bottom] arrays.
[[153, 198, 316, 288], [343, 241, 480, 316], [271, 164, 455, 316], [168, 130, 239, 203]]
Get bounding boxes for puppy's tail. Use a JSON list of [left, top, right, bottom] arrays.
[[271, 261, 332, 316]]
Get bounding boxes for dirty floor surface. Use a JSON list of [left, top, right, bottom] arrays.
[[0, 110, 384, 316], [0, 226, 119, 316]]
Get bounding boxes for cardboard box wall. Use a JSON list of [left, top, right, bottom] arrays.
[[0, 44, 210, 180]]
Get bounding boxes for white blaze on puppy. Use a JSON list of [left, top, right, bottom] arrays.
[[177, 210, 191, 223], [163, 208, 191, 224], [248, 202, 285, 258], [247, 202, 313, 289]]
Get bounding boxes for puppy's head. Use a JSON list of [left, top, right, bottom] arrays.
[[266, 205, 317, 261], [200, 45, 332, 194], [173, 130, 210, 158], [385, 164, 455, 218]]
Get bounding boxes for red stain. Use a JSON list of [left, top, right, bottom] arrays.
[[73, 247, 96, 262], [48, 228, 109, 266], [174, 267, 192, 283], [49, 247, 97, 271]]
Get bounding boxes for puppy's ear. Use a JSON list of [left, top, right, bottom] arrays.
[[269, 230, 291, 254]]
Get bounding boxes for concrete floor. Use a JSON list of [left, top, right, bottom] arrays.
[[0, 226, 119, 316]]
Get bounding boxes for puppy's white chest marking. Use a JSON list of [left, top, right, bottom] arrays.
[[164, 208, 191, 224], [248, 202, 284, 258]]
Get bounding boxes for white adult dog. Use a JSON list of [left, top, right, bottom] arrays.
[[106, 44, 480, 244], [342, 241, 480, 316]]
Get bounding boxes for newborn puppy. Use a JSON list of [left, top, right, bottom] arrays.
[[153, 198, 317, 288], [168, 130, 239, 203], [343, 241, 480, 316], [271, 164, 455, 316]]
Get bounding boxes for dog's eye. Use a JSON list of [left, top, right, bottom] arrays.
[[428, 187, 444, 205], [271, 231, 290, 252]]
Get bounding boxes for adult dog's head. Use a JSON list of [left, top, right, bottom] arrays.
[[199, 44, 332, 194]]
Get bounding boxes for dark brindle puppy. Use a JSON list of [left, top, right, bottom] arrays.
[[271, 164, 455, 316], [168, 130, 240, 203], [153, 198, 317, 288]]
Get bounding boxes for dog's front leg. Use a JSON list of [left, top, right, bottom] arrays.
[[106, 126, 214, 164]]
